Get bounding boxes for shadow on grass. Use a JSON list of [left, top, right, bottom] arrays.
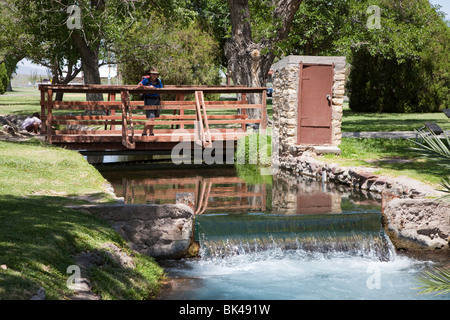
[[0, 195, 163, 300], [342, 109, 450, 132], [334, 138, 447, 186]]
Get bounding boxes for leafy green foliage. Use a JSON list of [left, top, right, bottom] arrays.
[[280, 0, 350, 56], [0, 62, 8, 94], [409, 128, 450, 161], [408, 127, 450, 200], [235, 133, 272, 166], [115, 17, 222, 87], [346, 0, 450, 113]]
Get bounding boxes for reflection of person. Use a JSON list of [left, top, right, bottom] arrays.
[[138, 69, 163, 136], [21, 113, 42, 133]]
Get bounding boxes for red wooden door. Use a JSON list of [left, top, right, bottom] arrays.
[[296, 193, 332, 215], [298, 63, 333, 145]]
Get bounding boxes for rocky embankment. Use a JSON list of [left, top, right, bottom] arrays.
[[280, 151, 450, 253]]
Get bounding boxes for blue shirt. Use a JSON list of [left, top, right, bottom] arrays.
[[140, 77, 163, 98]]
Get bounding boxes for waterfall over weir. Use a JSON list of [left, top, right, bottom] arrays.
[[195, 213, 395, 262]]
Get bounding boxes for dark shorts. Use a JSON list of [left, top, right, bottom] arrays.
[[144, 96, 161, 119]]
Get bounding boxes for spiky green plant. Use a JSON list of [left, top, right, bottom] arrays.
[[408, 127, 450, 200], [415, 267, 450, 296], [409, 127, 450, 160]]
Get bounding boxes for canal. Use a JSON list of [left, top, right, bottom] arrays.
[[93, 158, 449, 300]]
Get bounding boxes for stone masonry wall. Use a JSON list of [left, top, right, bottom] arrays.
[[271, 55, 346, 167]]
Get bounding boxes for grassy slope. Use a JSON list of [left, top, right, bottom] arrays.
[[0, 139, 165, 300]]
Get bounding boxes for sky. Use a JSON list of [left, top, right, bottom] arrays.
[[430, 0, 450, 18], [16, 0, 450, 77]]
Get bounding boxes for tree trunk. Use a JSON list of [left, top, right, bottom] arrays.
[[71, 31, 103, 102], [50, 60, 82, 101], [4, 55, 24, 92], [225, 0, 303, 120]]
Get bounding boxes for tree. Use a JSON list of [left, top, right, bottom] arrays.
[[0, 1, 29, 92], [342, 0, 450, 113], [1, 0, 85, 96], [279, 0, 350, 56], [115, 17, 221, 89], [2, 0, 157, 101], [224, 0, 303, 119]]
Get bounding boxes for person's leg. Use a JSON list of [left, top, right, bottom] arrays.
[[147, 114, 155, 136], [32, 123, 40, 133], [143, 111, 155, 136], [26, 123, 39, 133]]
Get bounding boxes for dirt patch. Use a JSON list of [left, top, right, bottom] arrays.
[[0, 114, 45, 142], [366, 156, 415, 164]]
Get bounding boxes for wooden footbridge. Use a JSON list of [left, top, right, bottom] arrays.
[[38, 84, 268, 152]]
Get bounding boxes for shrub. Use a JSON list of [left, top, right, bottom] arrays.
[[0, 62, 8, 94], [348, 46, 450, 113]]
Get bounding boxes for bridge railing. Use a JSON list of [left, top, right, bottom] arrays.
[[38, 85, 267, 150]]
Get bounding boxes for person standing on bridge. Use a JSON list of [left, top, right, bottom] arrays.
[[138, 69, 163, 136]]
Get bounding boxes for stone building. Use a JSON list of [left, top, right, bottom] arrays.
[[270, 55, 346, 169]]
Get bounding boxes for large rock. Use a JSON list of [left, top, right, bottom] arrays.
[[382, 196, 450, 252], [69, 203, 195, 259]]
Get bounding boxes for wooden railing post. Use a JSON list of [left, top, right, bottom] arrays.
[[194, 91, 211, 148], [40, 89, 46, 135], [46, 89, 53, 143], [173, 93, 185, 129], [105, 93, 116, 130], [121, 90, 135, 149], [241, 93, 247, 131], [261, 89, 267, 131]]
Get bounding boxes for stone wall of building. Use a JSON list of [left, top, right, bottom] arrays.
[[271, 55, 346, 167]]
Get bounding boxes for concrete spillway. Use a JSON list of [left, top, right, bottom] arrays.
[[195, 212, 394, 261]]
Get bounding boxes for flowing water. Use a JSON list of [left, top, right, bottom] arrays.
[[96, 161, 449, 300]]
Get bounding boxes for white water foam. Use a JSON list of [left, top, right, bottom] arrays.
[[161, 237, 448, 300]]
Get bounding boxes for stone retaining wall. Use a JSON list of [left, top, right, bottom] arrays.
[[382, 195, 450, 252], [68, 203, 195, 260], [277, 150, 449, 253], [280, 150, 441, 199]]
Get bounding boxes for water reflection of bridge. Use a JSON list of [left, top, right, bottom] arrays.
[[99, 164, 382, 216], [117, 175, 267, 215]]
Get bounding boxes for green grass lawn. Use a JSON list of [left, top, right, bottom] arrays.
[[322, 137, 448, 188], [0, 139, 165, 300], [341, 103, 450, 132]]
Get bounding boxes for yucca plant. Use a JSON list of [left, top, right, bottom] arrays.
[[408, 127, 450, 295], [409, 127, 450, 200], [415, 267, 450, 296]]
